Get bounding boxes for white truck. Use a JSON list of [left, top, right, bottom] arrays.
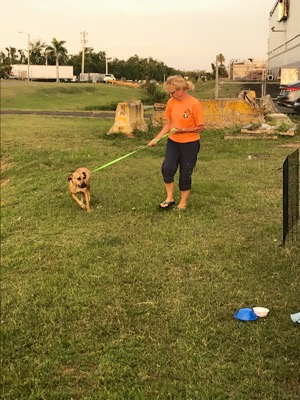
[[79, 73, 105, 83], [103, 74, 116, 83], [10, 65, 75, 81]]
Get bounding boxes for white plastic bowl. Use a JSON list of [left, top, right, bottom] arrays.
[[253, 307, 270, 318], [290, 312, 300, 323]]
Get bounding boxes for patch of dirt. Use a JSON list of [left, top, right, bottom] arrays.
[[1, 156, 12, 187], [278, 142, 300, 148], [0, 178, 10, 187], [0, 110, 152, 118], [1, 110, 114, 118]]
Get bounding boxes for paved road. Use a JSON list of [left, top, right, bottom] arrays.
[[275, 105, 299, 115], [0, 110, 153, 118], [0, 110, 115, 118], [1, 107, 297, 118]]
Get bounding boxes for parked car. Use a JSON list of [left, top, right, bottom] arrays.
[[103, 74, 116, 83], [293, 97, 300, 114], [276, 80, 300, 108]]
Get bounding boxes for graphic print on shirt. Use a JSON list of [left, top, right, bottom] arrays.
[[183, 108, 192, 119]]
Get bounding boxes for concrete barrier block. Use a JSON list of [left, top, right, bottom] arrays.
[[109, 100, 148, 137], [202, 99, 264, 128], [151, 103, 167, 127], [148, 98, 264, 130], [260, 95, 278, 115]]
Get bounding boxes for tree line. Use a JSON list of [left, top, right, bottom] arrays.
[[0, 38, 227, 81]]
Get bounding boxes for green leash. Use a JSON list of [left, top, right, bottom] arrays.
[[91, 129, 175, 173], [91, 147, 145, 173]]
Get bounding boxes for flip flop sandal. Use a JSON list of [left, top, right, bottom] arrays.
[[159, 200, 175, 209]]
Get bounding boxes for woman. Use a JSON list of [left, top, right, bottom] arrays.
[[147, 75, 204, 210]]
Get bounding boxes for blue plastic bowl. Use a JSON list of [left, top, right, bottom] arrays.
[[234, 307, 258, 321]]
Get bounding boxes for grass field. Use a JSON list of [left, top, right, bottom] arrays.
[[1, 82, 300, 399], [0, 81, 150, 111], [0, 80, 243, 112]]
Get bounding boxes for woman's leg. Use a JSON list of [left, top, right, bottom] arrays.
[[160, 140, 179, 206], [162, 182, 175, 204], [177, 189, 190, 209], [177, 141, 200, 209]]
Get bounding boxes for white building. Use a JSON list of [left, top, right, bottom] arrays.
[[267, 0, 300, 82]]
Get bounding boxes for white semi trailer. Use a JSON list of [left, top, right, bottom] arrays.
[[10, 65, 75, 81]]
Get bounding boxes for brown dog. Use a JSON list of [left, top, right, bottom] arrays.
[[68, 167, 91, 212]]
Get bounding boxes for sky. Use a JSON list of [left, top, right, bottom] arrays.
[[0, 0, 276, 72]]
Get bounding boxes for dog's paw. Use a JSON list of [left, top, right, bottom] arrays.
[[80, 202, 86, 209]]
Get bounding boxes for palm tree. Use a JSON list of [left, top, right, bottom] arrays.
[[5, 47, 19, 63], [18, 49, 26, 64], [45, 38, 68, 82], [216, 53, 225, 65], [30, 40, 47, 65]]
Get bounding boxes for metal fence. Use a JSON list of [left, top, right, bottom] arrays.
[[282, 149, 299, 246], [215, 81, 281, 100], [240, 82, 280, 99]]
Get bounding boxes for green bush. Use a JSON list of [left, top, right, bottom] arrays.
[[85, 103, 119, 111], [0, 65, 12, 79], [143, 81, 168, 103]]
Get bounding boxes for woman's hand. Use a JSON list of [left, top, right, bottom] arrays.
[[147, 138, 158, 147], [148, 124, 174, 146], [175, 128, 185, 134]]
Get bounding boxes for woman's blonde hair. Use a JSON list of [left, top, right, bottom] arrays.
[[163, 75, 195, 92]]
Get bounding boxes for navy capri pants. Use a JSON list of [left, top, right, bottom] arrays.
[[161, 139, 200, 191]]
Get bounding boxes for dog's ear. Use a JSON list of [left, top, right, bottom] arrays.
[[68, 173, 73, 181], [82, 172, 86, 179]]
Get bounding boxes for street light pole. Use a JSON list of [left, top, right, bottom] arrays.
[[248, 58, 254, 80], [80, 31, 88, 75], [19, 31, 30, 80], [105, 50, 112, 75], [105, 50, 108, 74]]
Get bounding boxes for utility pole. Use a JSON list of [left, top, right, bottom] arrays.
[[248, 58, 254, 80], [105, 50, 108, 74], [105, 49, 113, 74], [81, 31, 88, 75]]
